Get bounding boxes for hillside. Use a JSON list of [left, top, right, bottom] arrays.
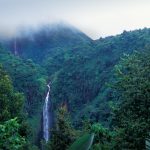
[[1, 25, 150, 145]]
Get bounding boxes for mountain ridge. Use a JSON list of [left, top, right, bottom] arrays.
[[1, 23, 92, 63]]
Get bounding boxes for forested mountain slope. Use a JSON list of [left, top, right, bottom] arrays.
[[1, 25, 150, 141], [0, 45, 47, 143], [43, 27, 150, 125]]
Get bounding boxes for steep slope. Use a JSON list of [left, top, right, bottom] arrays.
[[0, 44, 47, 142], [47, 28, 150, 126], [1, 25, 150, 128]]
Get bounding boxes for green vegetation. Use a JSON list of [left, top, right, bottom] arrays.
[[0, 66, 26, 149], [68, 133, 94, 150], [0, 47, 47, 116], [111, 50, 150, 149], [0, 25, 150, 149], [47, 106, 78, 150], [0, 65, 24, 121], [0, 118, 26, 150], [0, 46, 47, 143]]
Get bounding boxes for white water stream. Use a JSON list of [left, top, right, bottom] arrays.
[[43, 84, 50, 142]]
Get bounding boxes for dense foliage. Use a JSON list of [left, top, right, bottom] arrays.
[[47, 106, 78, 150], [0, 47, 47, 116], [0, 118, 26, 150], [0, 66, 27, 149], [0, 65, 24, 122], [0, 46, 47, 143], [2, 26, 150, 126], [111, 50, 150, 149], [1, 25, 150, 149]]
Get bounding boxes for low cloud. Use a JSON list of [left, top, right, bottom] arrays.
[[0, 0, 150, 39]]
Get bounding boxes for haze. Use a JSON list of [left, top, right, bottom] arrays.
[[0, 0, 150, 39]]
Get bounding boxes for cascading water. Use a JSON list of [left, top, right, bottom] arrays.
[[43, 84, 50, 142]]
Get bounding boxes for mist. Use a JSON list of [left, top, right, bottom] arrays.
[[0, 0, 150, 39]]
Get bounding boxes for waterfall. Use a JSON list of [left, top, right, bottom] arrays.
[[43, 84, 50, 142]]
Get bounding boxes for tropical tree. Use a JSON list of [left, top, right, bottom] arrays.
[[0, 118, 26, 150], [0, 65, 24, 122], [112, 50, 150, 149], [47, 105, 78, 150]]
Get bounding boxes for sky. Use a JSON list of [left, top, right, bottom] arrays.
[[0, 0, 150, 39]]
